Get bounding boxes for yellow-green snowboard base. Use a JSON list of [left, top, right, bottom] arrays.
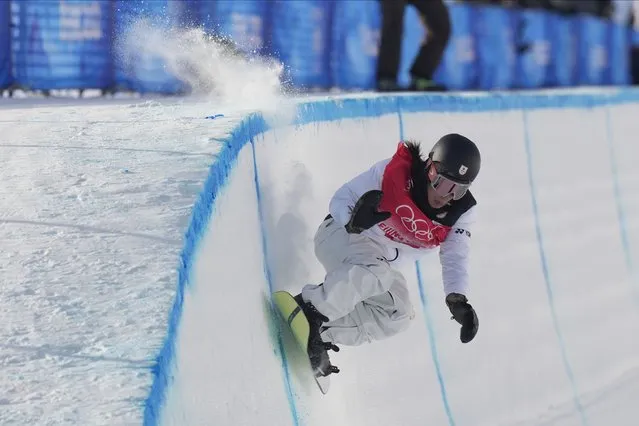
[[272, 290, 330, 394]]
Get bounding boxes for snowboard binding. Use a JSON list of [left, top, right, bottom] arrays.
[[294, 294, 340, 377], [272, 290, 341, 393]]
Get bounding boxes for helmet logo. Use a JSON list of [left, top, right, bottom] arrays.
[[459, 165, 468, 175], [405, 178, 413, 192]]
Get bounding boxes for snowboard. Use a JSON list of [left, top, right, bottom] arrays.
[[272, 290, 331, 394]]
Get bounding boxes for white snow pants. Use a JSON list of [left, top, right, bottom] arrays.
[[301, 217, 415, 346]]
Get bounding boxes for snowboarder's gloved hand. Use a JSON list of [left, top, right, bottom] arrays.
[[345, 190, 391, 234], [446, 293, 479, 343]]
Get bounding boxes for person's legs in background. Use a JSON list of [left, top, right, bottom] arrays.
[[375, 0, 451, 92], [408, 0, 451, 91], [633, 46, 639, 85], [376, 0, 407, 91]]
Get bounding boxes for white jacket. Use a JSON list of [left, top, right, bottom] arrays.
[[328, 159, 477, 296]]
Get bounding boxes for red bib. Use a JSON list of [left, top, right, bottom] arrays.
[[377, 143, 451, 249]]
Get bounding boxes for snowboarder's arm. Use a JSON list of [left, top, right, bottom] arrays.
[[438, 205, 477, 297], [439, 206, 479, 343], [328, 159, 390, 228]]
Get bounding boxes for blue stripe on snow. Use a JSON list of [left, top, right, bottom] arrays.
[[142, 117, 254, 425], [604, 106, 639, 304], [521, 110, 589, 426], [415, 262, 456, 426], [250, 136, 300, 426], [399, 102, 454, 424]]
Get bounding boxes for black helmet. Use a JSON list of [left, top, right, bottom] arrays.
[[428, 133, 481, 184]]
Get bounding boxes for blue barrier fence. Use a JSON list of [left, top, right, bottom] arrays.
[[0, 1, 10, 88], [0, 0, 637, 94]]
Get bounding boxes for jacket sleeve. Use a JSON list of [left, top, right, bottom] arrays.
[[438, 205, 477, 297], [328, 159, 390, 227]]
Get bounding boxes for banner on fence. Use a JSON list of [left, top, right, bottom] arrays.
[[200, 0, 268, 55], [330, 0, 381, 90], [11, 0, 113, 91], [270, 0, 332, 89], [0, 1, 11, 88], [113, 0, 186, 94], [577, 15, 608, 85], [0, 0, 634, 93], [434, 3, 476, 90], [515, 9, 551, 88], [548, 14, 577, 87], [474, 6, 515, 90], [608, 21, 630, 85]]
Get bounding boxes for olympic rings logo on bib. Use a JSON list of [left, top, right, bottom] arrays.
[[395, 204, 442, 241]]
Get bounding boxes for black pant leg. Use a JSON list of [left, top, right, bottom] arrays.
[[407, 0, 451, 80], [633, 47, 639, 85], [376, 0, 407, 82]]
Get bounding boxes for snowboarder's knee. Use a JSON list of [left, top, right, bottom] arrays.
[[359, 261, 406, 293], [359, 292, 414, 341], [364, 313, 413, 342]]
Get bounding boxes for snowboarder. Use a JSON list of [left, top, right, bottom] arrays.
[[294, 134, 481, 377]]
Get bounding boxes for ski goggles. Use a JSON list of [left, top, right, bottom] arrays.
[[427, 163, 471, 200]]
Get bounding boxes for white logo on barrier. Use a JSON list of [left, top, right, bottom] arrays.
[[231, 14, 264, 51], [59, 2, 103, 41], [395, 204, 442, 241]]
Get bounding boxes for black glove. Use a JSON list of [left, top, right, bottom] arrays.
[[446, 293, 479, 343], [345, 190, 391, 234]]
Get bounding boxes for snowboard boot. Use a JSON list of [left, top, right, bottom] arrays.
[[376, 79, 402, 92], [294, 294, 340, 376], [409, 77, 447, 92]]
